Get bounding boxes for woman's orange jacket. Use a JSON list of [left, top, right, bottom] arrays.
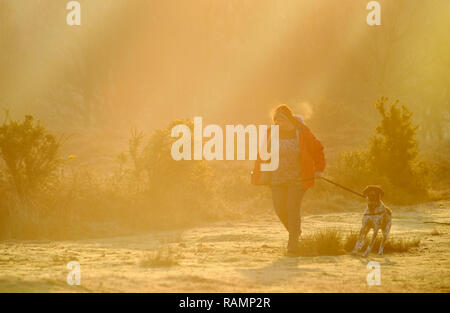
[[252, 122, 326, 189]]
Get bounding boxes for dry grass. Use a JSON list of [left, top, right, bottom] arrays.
[[139, 247, 180, 268], [344, 231, 420, 254], [297, 228, 420, 256], [298, 228, 345, 256]]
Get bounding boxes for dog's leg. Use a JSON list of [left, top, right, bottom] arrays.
[[378, 218, 391, 255], [352, 223, 370, 255], [362, 227, 379, 257]]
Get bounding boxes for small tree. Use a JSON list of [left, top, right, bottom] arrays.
[[330, 97, 429, 203], [0, 113, 62, 198], [369, 97, 428, 197]]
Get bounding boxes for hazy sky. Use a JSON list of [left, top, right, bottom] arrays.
[[1, 0, 448, 133]]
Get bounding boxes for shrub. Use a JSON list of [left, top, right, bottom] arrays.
[[427, 142, 450, 199], [0, 113, 64, 238], [0, 116, 243, 239], [369, 97, 429, 197], [0, 172, 11, 238], [329, 97, 429, 204], [0, 113, 62, 198], [115, 119, 218, 229]]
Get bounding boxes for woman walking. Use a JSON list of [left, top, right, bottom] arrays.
[[252, 104, 326, 255]]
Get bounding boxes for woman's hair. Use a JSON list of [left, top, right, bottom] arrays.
[[271, 104, 303, 129]]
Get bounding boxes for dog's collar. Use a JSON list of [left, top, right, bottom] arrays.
[[364, 202, 385, 216], [364, 211, 385, 216]]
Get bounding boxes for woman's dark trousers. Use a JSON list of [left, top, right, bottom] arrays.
[[271, 184, 306, 251]]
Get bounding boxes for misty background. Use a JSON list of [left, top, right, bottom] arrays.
[[0, 0, 449, 240], [1, 0, 448, 135]]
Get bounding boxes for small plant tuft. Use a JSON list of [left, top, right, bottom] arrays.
[[296, 228, 420, 256], [140, 247, 180, 268]]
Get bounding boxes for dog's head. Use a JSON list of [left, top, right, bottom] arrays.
[[363, 185, 384, 207]]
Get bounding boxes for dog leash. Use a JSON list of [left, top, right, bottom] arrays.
[[319, 177, 367, 199], [284, 176, 367, 200], [294, 176, 366, 199]]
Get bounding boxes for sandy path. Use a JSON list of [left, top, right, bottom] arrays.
[[1, 201, 449, 293]]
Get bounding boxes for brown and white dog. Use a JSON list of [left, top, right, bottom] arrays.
[[352, 185, 392, 257]]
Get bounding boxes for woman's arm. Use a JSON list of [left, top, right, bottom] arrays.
[[303, 125, 326, 173]]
